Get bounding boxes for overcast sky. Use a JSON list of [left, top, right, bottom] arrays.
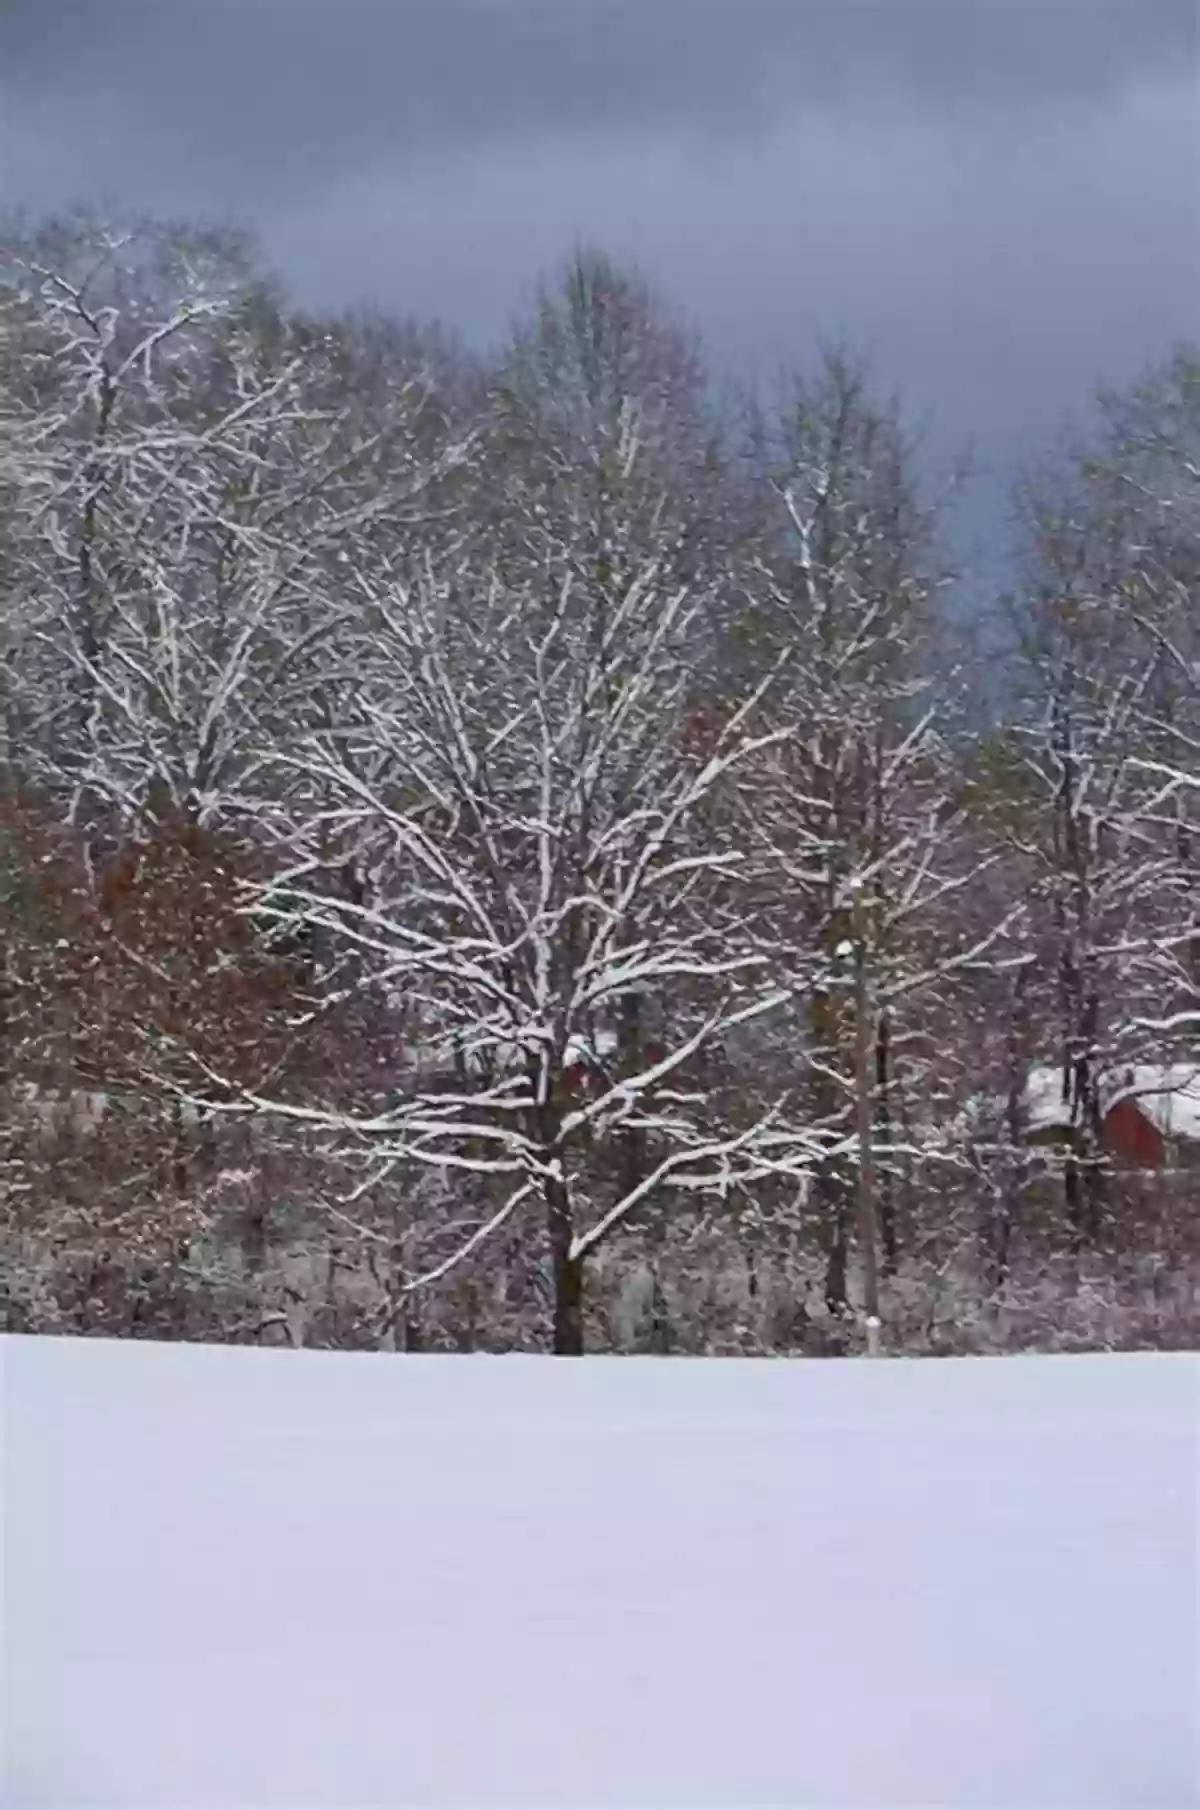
[[2, 0, 1197, 575]]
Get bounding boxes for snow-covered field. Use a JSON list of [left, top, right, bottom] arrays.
[[4, 1337, 1197, 1809]]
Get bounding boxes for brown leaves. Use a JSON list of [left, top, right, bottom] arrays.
[[0, 793, 315, 1103]]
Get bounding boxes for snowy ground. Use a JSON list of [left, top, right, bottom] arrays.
[[3, 1337, 1197, 1809]]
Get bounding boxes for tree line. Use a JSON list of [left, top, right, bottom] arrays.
[[1, 211, 1196, 1353]]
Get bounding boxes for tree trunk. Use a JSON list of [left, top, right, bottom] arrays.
[[1080, 988, 1105, 1241], [544, 1163, 585, 1355], [853, 937, 881, 1321], [551, 1244, 585, 1355], [648, 1273, 674, 1354], [617, 989, 649, 1204], [996, 962, 1031, 1289], [810, 942, 851, 1317], [875, 1010, 897, 1273], [386, 1231, 422, 1352], [821, 1167, 850, 1316]]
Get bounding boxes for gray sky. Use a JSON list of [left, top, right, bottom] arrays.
[[2, 0, 1197, 575]]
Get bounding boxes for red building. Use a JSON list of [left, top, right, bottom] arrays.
[[1021, 1065, 1200, 1172]]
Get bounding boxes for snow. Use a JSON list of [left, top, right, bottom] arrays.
[[1109, 1064, 1200, 1144], [4, 1337, 1198, 1810], [1023, 1063, 1079, 1133], [991, 1063, 1200, 1142]]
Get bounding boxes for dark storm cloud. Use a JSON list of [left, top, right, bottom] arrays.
[[2, 0, 1195, 214], [1, 0, 1197, 577]]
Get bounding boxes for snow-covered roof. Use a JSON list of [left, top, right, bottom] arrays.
[[565, 1028, 620, 1067], [1019, 1064, 1200, 1141], [1106, 1065, 1200, 1143], [393, 1026, 621, 1081], [1023, 1067, 1077, 1135]]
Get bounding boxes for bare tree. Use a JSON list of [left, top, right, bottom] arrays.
[[1001, 342, 1200, 1238], [231, 541, 811, 1352], [3, 219, 475, 839], [732, 355, 1016, 1327], [4, 208, 1195, 1355]]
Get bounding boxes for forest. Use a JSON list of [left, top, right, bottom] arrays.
[[1, 212, 1197, 1354]]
